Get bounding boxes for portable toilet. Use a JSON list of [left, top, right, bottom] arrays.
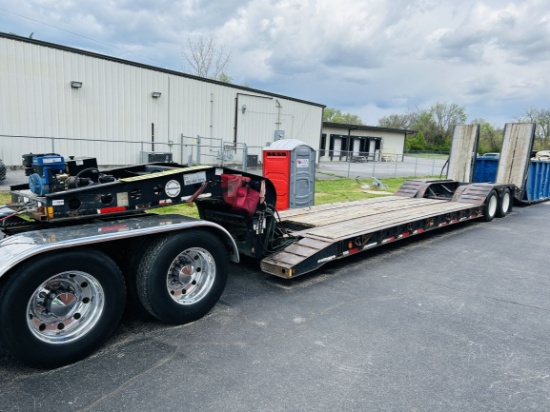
[[262, 139, 315, 211]]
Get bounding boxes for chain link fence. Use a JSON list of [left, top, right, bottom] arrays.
[[318, 150, 449, 179], [0, 133, 265, 169], [0, 135, 450, 188], [0, 134, 265, 188]]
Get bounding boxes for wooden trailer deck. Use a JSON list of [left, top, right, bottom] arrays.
[[261, 194, 486, 278], [278, 196, 474, 240]]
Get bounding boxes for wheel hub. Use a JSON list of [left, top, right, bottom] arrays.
[[166, 248, 215, 305], [27, 271, 104, 344], [47, 290, 79, 318], [177, 261, 195, 283]]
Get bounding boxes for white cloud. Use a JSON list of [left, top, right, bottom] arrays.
[[1, 0, 549, 126]]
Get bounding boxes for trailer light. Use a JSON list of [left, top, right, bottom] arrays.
[[363, 242, 378, 250], [348, 241, 353, 249], [97, 206, 126, 215], [47, 207, 54, 219]]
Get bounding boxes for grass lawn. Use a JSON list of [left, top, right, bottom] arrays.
[[406, 152, 449, 160], [0, 176, 430, 219]]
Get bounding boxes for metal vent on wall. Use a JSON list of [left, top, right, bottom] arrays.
[[140, 152, 173, 163]]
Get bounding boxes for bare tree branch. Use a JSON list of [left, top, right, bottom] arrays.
[[181, 35, 232, 80]]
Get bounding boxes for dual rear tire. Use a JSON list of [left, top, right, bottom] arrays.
[[0, 230, 228, 368]]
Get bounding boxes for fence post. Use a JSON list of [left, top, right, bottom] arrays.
[[196, 135, 201, 165], [394, 154, 399, 177], [414, 156, 418, 177], [347, 150, 351, 178]]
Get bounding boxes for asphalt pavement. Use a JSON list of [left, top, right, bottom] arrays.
[[1, 200, 550, 411]]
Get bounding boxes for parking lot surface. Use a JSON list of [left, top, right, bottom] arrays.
[[1, 201, 549, 411]]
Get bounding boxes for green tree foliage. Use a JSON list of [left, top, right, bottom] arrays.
[[432, 102, 467, 137], [472, 118, 502, 154], [323, 107, 364, 125], [218, 72, 232, 83], [378, 113, 415, 129], [518, 108, 550, 150], [405, 131, 427, 151], [379, 102, 467, 152]]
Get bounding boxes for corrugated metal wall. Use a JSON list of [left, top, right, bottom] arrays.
[[0, 34, 323, 166]]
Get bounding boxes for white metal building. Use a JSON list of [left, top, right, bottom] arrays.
[[0, 32, 324, 166], [321, 122, 415, 161]]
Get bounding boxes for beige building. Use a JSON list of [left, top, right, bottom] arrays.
[[0, 32, 324, 166], [321, 122, 415, 162]]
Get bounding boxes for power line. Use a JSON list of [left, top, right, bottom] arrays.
[[0, 7, 173, 68]]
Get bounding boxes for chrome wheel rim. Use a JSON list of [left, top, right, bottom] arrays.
[[166, 247, 216, 305], [26, 271, 104, 344]]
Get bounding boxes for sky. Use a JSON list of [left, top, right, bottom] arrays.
[[1, 0, 549, 128]]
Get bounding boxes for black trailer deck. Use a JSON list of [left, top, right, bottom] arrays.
[[261, 181, 511, 278]]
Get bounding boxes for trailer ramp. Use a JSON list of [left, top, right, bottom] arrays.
[[447, 124, 479, 182], [496, 123, 536, 200]]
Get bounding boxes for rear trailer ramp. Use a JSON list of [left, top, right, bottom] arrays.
[[261, 182, 505, 278], [447, 124, 480, 182], [496, 123, 536, 201]]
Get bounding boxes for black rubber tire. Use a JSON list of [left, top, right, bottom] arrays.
[[483, 190, 499, 222], [136, 230, 228, 324], [119, 238, 156, 320], [0, 249, 126, 368], [496, 188, 513, 218]]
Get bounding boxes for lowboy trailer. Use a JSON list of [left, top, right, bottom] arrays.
[[0, 155, 514, 368]]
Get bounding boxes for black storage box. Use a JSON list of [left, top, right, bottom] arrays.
[[66, 157, 98, 176]]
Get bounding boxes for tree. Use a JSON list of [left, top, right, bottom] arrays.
[[412, 109, 439, 145], [378, 113, 415, 129], [406, 131, 427, 151], [472, 118, 502, 153], [181, 36, 231, 80], [323, 107, 364, 125], [218, 72, 232, 83], [518, 108, 550, 150], [379, 102, 468, 152], [431, 102, 467, 137]]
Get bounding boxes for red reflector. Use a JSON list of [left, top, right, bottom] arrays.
[[97, 206, 126, 214], [349, 247, 360, 254]]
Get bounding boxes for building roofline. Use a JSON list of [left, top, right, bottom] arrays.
[[323, 121, 416, 135], [0, 31, 325, 109]]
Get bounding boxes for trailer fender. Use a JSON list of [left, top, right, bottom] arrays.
[[0, 214, 239, 281]]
